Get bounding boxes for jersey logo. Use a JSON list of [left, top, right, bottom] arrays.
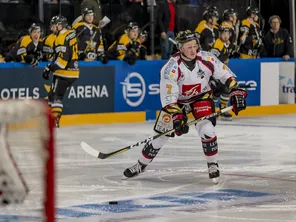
[[181, 84, 201, 97]]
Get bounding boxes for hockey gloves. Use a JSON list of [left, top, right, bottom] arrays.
[[166, 104, 189, 136], [230, 88, 248, 115], [97, 53, 109, 64], [42, 64, 51, 80]]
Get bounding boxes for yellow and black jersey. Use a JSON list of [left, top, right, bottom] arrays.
[[221, 21, 237, 45], [42, 33, 56, 61], [194, 20, 206, 37], [72, 22, 104, 61], [210, 38, 234, 64], [8, 35, 42, 64], [238, 19, 262, 57], [195, 23, 219, 51], [107, 33, 141, 60], [52, 29, 79, 78]]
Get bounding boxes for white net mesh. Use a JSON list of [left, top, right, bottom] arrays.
[[0, 100, 55, 222]]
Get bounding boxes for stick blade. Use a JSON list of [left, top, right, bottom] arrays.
[[81, 142, 100, 158]]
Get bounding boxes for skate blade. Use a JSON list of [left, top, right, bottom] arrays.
[[211, 177, 219, 184], [122, 174, 139, 180]]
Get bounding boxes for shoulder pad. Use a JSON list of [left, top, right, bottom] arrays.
[[119, 34, 130, 44], [195, 22, 206, 34], [241, 19, 251, 27], [213, 39, 224, 51], [199, 50, 217, 62], [221, 21, 231, 28], [72, 22, 84, 29], [20, 35, 32, 47], [162, 57, 178, 76], [65, 30, 76, 41]]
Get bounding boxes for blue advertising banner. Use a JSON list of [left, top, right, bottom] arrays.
[[114, 59, 262, 111], [228, 59, 261, 106], [0, 64, 115, 114], [114, 61, 165, 112]]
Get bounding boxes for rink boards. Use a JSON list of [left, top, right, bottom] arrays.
[[0, 58, 295, 126]]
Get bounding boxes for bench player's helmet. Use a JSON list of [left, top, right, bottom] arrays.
[[203, 6, 218, 20], [28, 23, 41, 33], [126, 22, 139, 31], [82, 8, 94, 17], [246, 6, 259, 17], [204, 8, 219, 21], [223, 8, 237, 21], [175, 30, 199, 50], [51, 15, 68, 29]]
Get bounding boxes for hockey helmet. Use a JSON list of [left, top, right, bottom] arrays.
[[126, 22, 139, 31], [246, 6, 259, 16], [50, 16, 59, 26], [82, 8, 94, 18], [204, 8, 219, 21], [175, 30, 199, 49], [51, 15, 68, 28], [223, 8, 237, 21], [203, 5, 218, 19], [28, 23, 41, 33], [140, 30, 148, 39]]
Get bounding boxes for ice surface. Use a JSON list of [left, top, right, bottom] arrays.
[[1, 114, 296, 222]]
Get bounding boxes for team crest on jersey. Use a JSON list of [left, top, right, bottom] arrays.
[[197, 70, 205, 79], [181, 84, 201, 97]]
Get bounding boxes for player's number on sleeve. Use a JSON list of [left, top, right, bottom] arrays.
[[166, 84, 172, 94]]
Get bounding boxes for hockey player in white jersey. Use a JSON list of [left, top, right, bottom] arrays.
[[123, 30, 247, 183]]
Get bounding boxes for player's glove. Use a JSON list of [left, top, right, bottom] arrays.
[[97, 53, 108, 64], [30, 57, 39, 67], [166, 104, 189, 136], [124, 51, 137, 65], [42, 64, 51, 80], [78, 52, 87, 61], [230, 88, 248, 115]]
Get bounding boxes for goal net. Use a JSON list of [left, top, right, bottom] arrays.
[[0, 100, 55, 222]]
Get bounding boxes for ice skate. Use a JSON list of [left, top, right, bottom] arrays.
[[123, 161, 147, 179], [207, 162, 220, 184], [220, 111, 232, 121]]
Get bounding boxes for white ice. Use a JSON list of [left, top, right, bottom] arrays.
[[1, 114, 296, 222]]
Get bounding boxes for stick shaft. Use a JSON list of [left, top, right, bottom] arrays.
[[96, 106, 233, 159]]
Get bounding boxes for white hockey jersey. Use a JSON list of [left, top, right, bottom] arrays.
[[160, 51, 236, 107]]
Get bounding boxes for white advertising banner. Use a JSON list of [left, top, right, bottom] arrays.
[[260, 63, 279, 106], [279, 62, 295, 104]]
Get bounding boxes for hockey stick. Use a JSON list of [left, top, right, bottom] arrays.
[[81, 106, 233, 159]]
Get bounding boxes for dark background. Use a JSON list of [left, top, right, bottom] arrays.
[[0, 0, 294, 54]]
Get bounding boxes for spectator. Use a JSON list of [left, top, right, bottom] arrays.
[[80, 0, 104, 27], [157, 0, 179, 59], [238, 6, 263, 59], [262, 15, 293, 60]]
